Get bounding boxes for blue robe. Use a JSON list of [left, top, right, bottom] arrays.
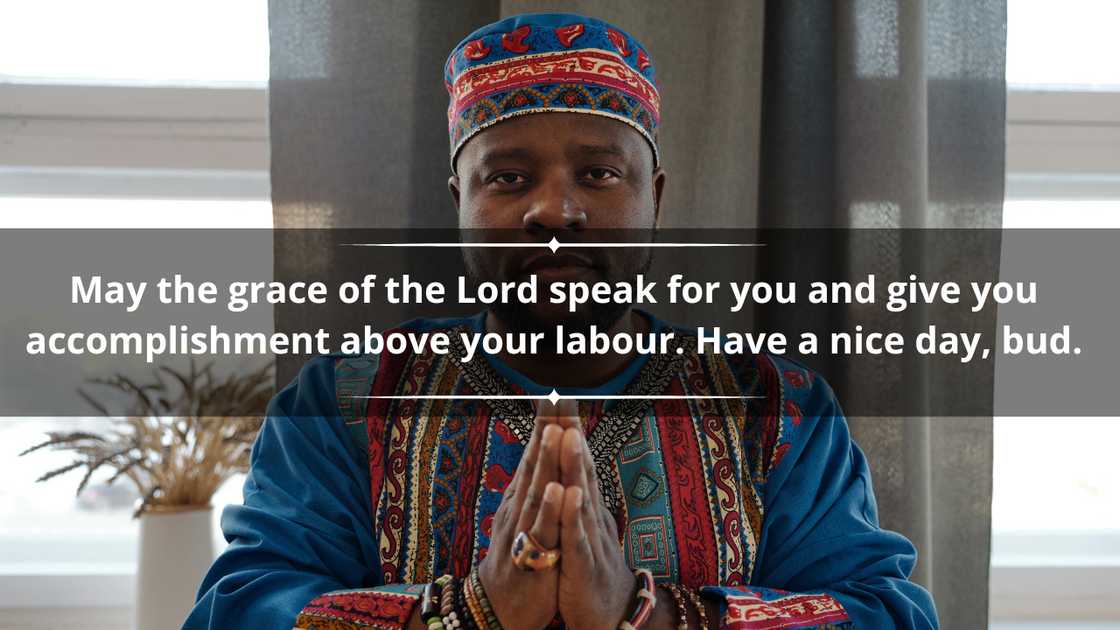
[[184, 313, 937, 629]]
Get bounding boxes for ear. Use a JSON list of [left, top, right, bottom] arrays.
[[448, 175, 461, 212], [651, 166, 666, 228]]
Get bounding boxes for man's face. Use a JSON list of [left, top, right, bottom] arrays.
[[449, 113, 665, 334]]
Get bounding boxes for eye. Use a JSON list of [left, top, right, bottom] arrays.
[[583, 167, 621, 183], [487, 172, 528, 187]]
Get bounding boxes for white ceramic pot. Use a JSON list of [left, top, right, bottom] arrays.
[[135, 505, 217, 630]]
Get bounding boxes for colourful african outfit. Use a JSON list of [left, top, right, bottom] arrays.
[[184, 313, 937, 630], [186, 14, 937, 629]]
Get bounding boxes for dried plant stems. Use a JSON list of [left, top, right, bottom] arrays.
[[20, 360, 274, 518]]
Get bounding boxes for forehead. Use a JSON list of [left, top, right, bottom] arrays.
[[457, 112, 653, 169]]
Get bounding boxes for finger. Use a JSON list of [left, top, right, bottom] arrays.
[[497, 417, 549, 552], [509, 408, 554, 510], [558, 398, 581, 428], [495, 406, 561, 555], [558, 427, 608, 557], [529, 481, 564, 549], [560, 427, 585, 488], [516, 423, 563, 537], [518, 408, 553, 484], [560, 485, 594, 577], [537, 397, 580, 429]]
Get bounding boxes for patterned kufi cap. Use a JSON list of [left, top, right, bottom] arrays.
[[445, 13, 660, 172]]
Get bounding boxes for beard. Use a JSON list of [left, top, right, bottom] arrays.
[[462, 243, 653, 345]]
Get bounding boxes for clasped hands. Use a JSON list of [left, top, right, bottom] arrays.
[[478, 399, 637, 630]]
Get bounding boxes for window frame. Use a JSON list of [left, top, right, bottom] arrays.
[[1005, 89, 1120, 181], [0, 83, 268, 174], [991, 87, 1120, 622], [0, 81, 269, 618]]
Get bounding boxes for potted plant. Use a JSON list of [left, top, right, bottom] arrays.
[[20, 360, 273, 630]]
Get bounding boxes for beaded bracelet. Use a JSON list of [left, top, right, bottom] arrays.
[[422, 575, 454, 630], [461, 572, 486, 630], [456, 576, 478, 630], [680, 586, 710, 630], [440, 576, 462, 630], [663, 585, 689, 630], [619, 568, 657, 630], [469, 569, 503, 630]]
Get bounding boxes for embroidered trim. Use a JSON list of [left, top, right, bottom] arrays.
[[296, 590, 420, 630], [722, 591, 849, 630], [450, 96, 658, 169], [451, 48, 659, 116]]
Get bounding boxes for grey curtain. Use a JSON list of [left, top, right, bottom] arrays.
[[269, 0, 766, 229], [757, 3, 1005, 629], [269, 1, 1006, 627]]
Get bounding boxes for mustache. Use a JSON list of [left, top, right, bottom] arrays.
[[460, 231, 655, 286], [520, 250, 600, 272]]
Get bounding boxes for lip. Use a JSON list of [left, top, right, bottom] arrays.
[[519, 252, 596, 282], [520, 252, 593, 272]]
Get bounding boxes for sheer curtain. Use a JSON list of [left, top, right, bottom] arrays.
[[756, 3, 1004, 628], [268, 2, 1006, 626]]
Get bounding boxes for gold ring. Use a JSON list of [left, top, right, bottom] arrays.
[[511, 531, 560, 571]]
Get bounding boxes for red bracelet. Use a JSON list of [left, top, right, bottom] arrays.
[[619, 568, 657, 630]]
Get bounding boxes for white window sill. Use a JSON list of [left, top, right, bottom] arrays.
[[994, 618, 1120, 623], [0, 607, 131, 630], [991, 564, 1120, 621], [0, 572, 133, 609]]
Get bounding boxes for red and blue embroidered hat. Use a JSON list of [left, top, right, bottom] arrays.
[[445, 13, 660, 172]]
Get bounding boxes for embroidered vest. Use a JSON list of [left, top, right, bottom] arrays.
[[332, 320, 791, 588]]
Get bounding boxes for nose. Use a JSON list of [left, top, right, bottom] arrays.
[[522, 180, 587, 232]]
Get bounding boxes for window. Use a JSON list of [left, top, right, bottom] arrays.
[[993, 0, 1120, 622], [0, 419, 252, 573], [0, 0, 267, 86], [1006, 0, 1120, 90], [0, 0, 270, 620]]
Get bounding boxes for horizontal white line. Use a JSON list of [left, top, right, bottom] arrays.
[[339, 242, 765, 248], [350, 394, 764, 400]]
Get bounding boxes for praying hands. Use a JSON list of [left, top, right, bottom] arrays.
[[472, 400, 711, 630]]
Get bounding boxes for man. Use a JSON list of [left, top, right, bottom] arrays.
[[186, 13, 937, 630]]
